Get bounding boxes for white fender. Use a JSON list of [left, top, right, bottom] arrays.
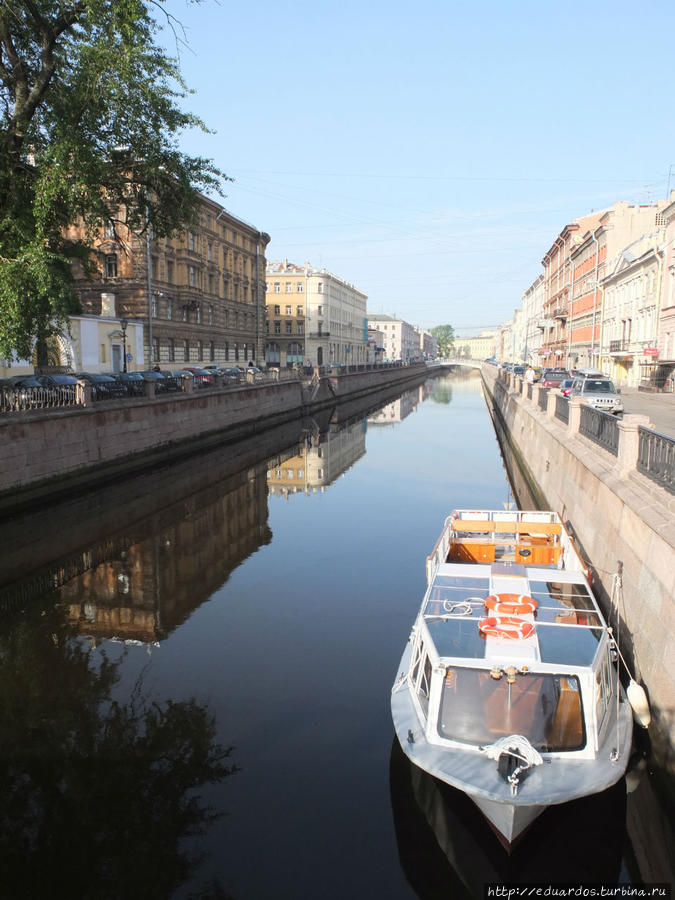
[[626, 680, 651, 728]]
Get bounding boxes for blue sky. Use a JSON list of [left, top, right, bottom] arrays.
[[160, 0, 675, 334]]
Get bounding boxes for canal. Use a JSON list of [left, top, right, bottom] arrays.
[[0, 373, 668, 899]]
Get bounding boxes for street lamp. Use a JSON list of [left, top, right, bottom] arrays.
[[120, 317, 128, 373]]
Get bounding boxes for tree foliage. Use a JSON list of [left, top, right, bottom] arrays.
[[430, 324, 455, 357], [0, 0, 225, 360]]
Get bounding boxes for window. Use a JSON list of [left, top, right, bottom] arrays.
[[207, 243, 213, 261], [224, 342, 229, 361], [297, 322, 304, 334], [285, 282, 292, 293], [167, 261, 174, 283], [182, 305, 188, 322], [317, 283, 323, 293], [151, 295, 158, 317], [274, 305, 281, 315], [183, 339, 189, 361], [297, 306, 303, 316], [297, 283, 303, 293], [166, 298, 173, 320], [274, 321, 281, 334], [188, 231, 195, 251], [168, 339, 175, 361], [274, 282, 280, 293], [151, 256, 158, 280], [196, 305, 202, 324], [152, 337, 159, 363], [103, 221, 115, 239], [197, 340, 203, 359], [209, 341, 215, 361], [209, 305, 214, 325], [286, 321, 292, 334], [104, 254, 117, 277], [208, 273, 214, 294], [317, 306, 323, 316], [188, 265, 197, 287], [285, 305, 292, 315]]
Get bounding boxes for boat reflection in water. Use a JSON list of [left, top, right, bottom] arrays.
[[389, 739, 627, 898]]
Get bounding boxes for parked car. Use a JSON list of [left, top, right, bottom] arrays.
[[221, 367, 245, 384], [569, 375, 623, 415], [559, 378, 575, 397], [36, 373, 79, 402], [156, 370, 187, 391], [540, 370, 570, 389], [0, 375, 46, 408], [513, 365, 525, 376], [75, 372, 127, 399], [113, 372, 146, 396], [181, 366, 214, 386]]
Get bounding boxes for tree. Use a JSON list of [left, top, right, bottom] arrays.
[[430, 324, 455, 357], [0, 0, 225, 362]]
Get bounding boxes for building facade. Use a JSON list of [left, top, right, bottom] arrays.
[[264, 261, 307, 368], [266, 261, 368, 368], [70, 195, 270, 369], [367, 314, 418, 362], [599, 234, 663, 386]]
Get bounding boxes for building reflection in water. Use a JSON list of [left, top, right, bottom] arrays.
[[267, 417, 367, 499], [368, 383, 429, 425], [59, 468, 272, 643]]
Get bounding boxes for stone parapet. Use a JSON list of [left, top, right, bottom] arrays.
[[481, 363, 675, 778]]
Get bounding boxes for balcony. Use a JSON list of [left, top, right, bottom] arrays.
[[609, 339, 633, 358], [308, 331, 330, 338], [552, 306, 567, 320]]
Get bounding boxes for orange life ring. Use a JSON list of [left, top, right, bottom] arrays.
[[485, 593, 538, 616], [479, 616, 536, 640]]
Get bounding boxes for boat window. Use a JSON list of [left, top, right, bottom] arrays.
[[595, 648, 614, 733], [426, 618, 487, 659], [534, 607, 602, 627], [417, 655, 433, 717], [437, 666, 585, 751], [536, 624, 603, 666], [528, 580, 597, 613]]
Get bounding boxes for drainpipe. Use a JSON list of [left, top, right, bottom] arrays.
[[567, 241, 573, 369], [255, 235, 261, 366], [590, 230, 600, 369], [145, 208, 153, 367]]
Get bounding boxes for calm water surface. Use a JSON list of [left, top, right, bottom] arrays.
[[0, 374, 659, 899]]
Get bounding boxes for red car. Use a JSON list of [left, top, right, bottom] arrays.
[[181, 366, 214, 386], [540, 370, 569, 389]]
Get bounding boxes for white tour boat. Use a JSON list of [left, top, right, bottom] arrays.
[[391, 509, 633, 848]]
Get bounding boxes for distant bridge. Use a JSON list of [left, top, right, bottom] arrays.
[[428, 358, 484, 371]]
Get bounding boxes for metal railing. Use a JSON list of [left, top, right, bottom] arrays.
[[637, 427, 675, 494], [579, 405, 619, 456], [538, 387, 549, 411], [526, 383, 533, 400], [554, 393, 569, 424], [0, 384, 77, 412]]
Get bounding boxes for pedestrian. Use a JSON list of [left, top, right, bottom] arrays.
[[525, 366, 534, 384]]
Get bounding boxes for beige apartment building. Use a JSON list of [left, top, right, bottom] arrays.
[[456, 331, 497, 360], [69, 195, 270, 369], [367, 314, 418, 362], [267, 261, 368, 368]]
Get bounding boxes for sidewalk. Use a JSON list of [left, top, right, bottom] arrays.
[[620, 387, 675, 438]]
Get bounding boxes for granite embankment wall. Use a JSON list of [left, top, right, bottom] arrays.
[[1, 364, 426, 514], [481, 365, 675, 774]]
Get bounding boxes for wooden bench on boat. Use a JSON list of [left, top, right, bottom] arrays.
[[447, 518, 562, 566]]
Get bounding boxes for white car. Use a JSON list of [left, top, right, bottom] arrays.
[[569, 376, 623, 414]]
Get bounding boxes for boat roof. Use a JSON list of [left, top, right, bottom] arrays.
[[421, 562, 606, 670]]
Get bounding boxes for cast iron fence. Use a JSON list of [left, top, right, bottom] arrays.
[[554, 394, 569, 424], [579, 405, 619, 456], [637, 427, 675, 494]]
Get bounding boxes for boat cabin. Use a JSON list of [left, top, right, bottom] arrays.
[[407, 561, 617, 761]]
